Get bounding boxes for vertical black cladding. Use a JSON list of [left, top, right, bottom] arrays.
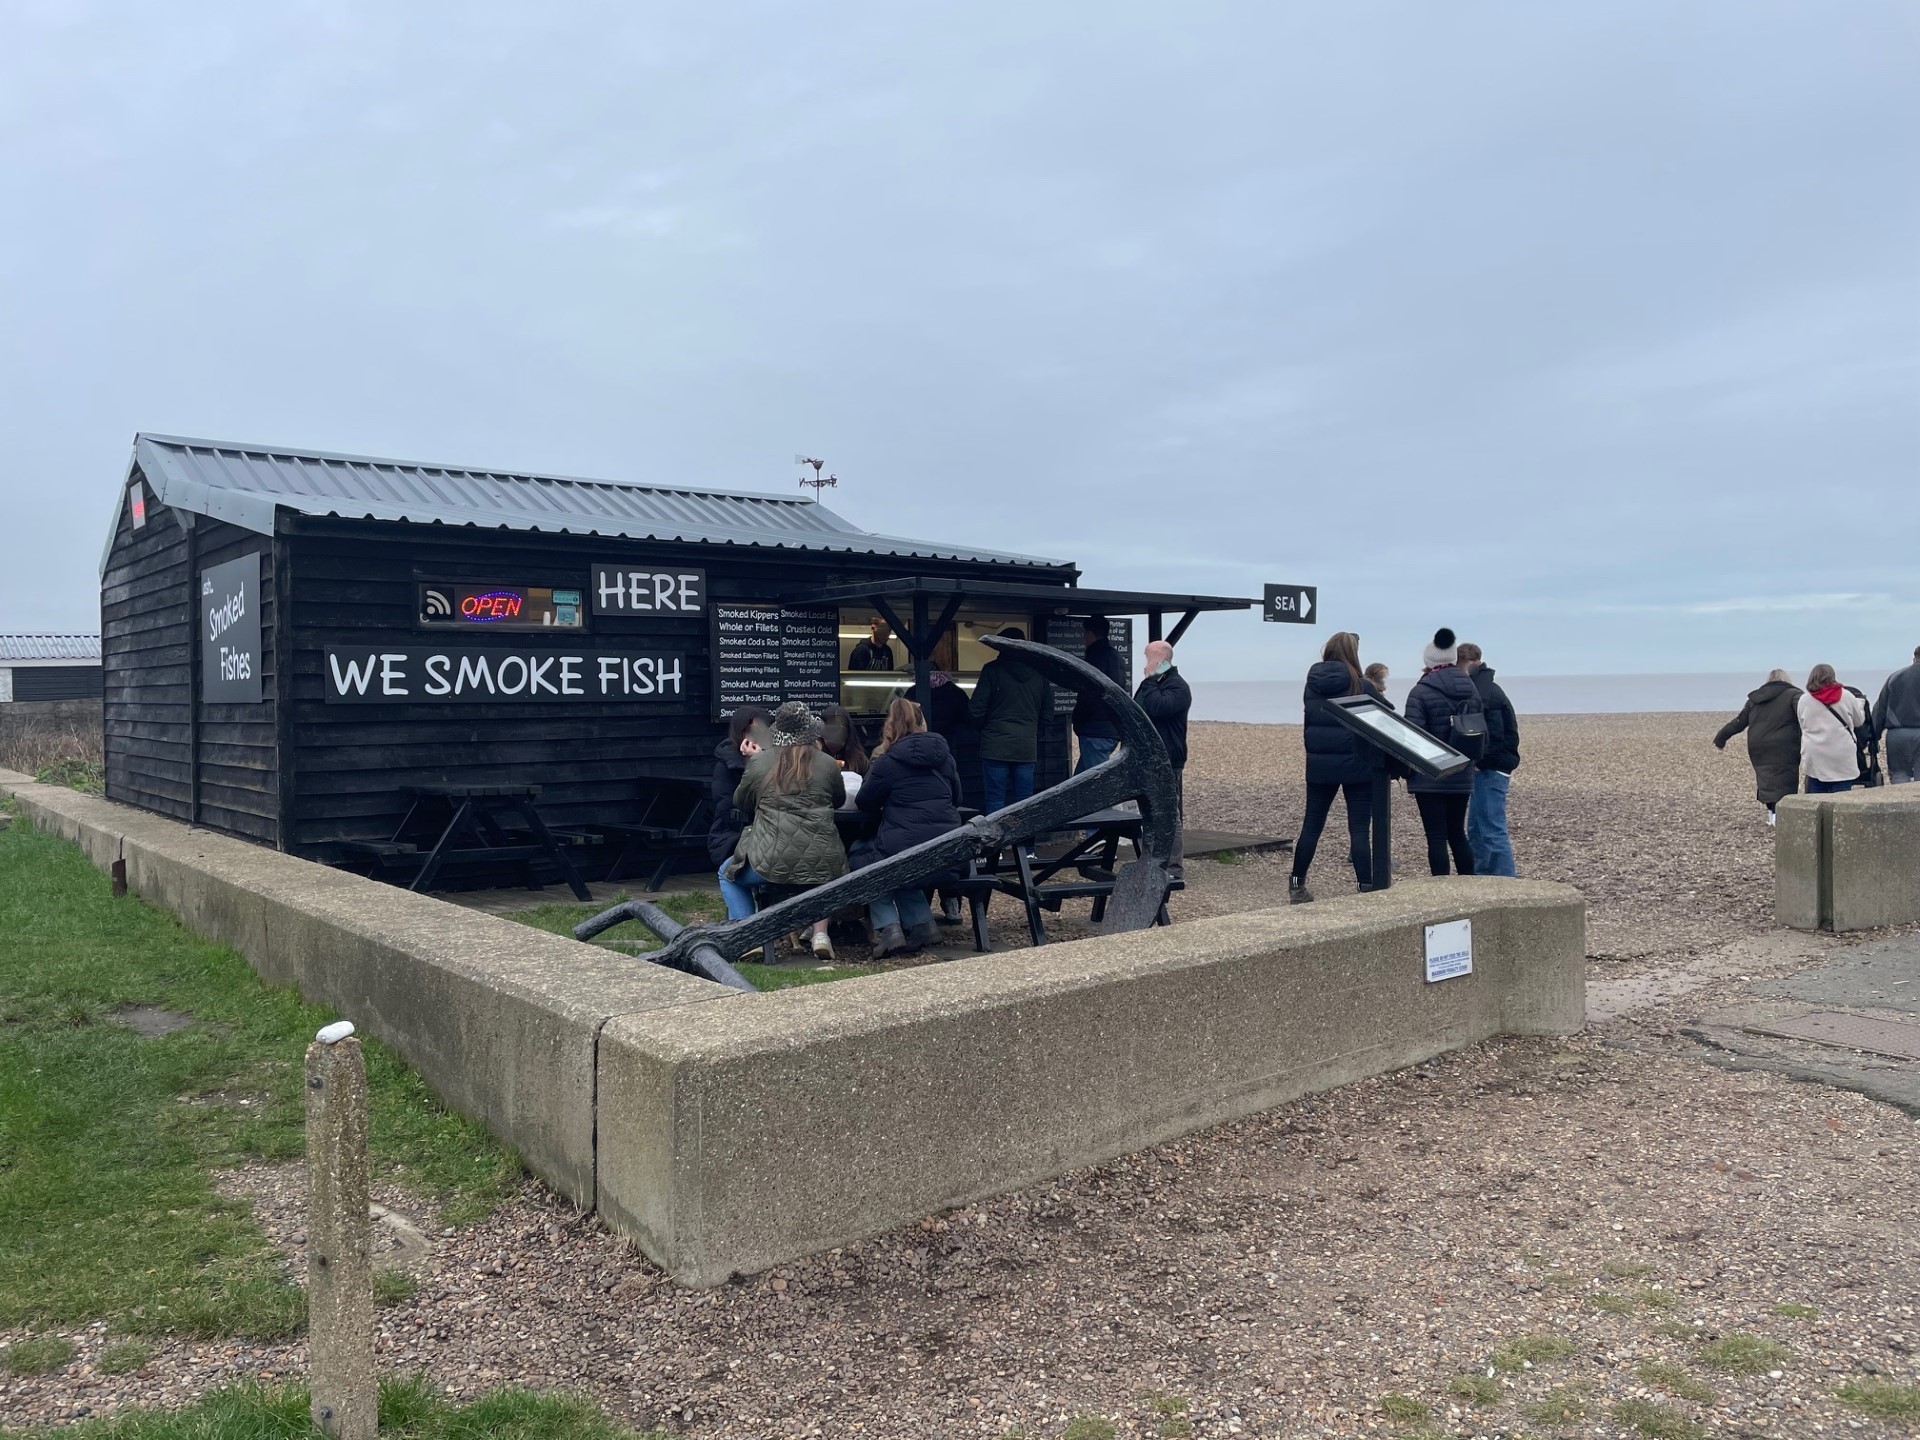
[[101, 490, 279, 843]]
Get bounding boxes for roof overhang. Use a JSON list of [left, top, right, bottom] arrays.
[[781, 576, 1257, 616]]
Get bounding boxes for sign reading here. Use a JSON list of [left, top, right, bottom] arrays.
[[1424, 918, 1473, 983], [322, 647, 685, 704], [593, 564, 707, 616], [201, 553, 263, 704]]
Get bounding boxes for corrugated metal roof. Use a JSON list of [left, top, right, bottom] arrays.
[[0, 634, 102, 662], [116, 434, 1065, 573]]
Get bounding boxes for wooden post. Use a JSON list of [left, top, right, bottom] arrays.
[[306, 1025, 376, 1439]]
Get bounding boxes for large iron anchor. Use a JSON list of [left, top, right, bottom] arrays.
[[573, 635, 1178, 990]]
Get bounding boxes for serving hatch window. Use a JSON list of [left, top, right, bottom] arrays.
[[835, 608, 1032, 712]]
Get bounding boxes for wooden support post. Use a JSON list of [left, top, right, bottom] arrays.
[[1146, 609, 1164, 642], [911, 592, 932, 705], [1166, 607, 1201, 646], [306, 1026, 376, 1440]]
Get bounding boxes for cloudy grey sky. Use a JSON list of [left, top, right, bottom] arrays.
[[3, 1, 1915, 683]]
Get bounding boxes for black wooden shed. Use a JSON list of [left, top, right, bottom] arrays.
[[100, 434, 1254, 866]]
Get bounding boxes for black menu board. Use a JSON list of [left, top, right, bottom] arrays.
[[710, 603, 840, 721], [1042, 614, 1133, 715]]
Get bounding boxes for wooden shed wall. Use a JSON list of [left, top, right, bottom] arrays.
[[101, 495, 192, 821], [283, 519, 1072, 863], [101, 491, 282, 844], [192, 519, 280, 845]]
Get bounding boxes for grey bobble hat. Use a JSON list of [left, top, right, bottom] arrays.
[[1422, 627, 1458, 670], [769, 700, 823, 747]]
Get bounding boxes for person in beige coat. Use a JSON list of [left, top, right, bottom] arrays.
[[1795, 663, 1867, 794]]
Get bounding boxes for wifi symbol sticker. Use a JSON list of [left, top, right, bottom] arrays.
[[424, 589, 452, 618]]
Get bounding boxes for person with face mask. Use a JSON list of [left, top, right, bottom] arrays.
[[1133, 639, 1192, 881]]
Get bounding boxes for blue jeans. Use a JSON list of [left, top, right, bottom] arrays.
[[717, 860, 768, 921], [869, 887, 934, 932], [980, 760, 1036, 813], [1074, 736, 1118, 774], [1806, 776, 1856, 794], [1467, 770, 1517, 877]]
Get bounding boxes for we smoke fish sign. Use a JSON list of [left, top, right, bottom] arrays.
[[201, 554, 263, 703], [322, 646, 687, 704]]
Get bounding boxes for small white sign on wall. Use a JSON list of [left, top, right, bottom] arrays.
[[1425, 918, 1473, 983]]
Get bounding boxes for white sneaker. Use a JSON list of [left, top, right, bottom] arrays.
[[1766, 811, 1776, 827], [811, 930, 835, 961]]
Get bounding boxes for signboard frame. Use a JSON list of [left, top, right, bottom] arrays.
[[200, 553, 264, 704], [707, 601, 840, 722], [1263, 583, 1317, 625]]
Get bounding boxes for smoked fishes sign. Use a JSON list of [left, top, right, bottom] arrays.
[[201, 554, 264, 703], [322, 647, 686, 704]]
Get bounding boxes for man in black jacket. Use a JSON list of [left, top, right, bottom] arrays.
[[1073, 617, 1127, 773], [1873, 644, 1920, 785], [1457, 643, 1518, 877], [848, 617, 897, 672], [1134, 639, 1192, 880]]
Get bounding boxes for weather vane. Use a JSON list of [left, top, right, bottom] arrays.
[[795, 455, 838, 499]]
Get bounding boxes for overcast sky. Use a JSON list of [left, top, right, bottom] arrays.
[[3, 1, 1915, 684]]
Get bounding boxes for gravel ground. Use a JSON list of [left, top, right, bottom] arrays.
[[6, 715, 1917, 1438]]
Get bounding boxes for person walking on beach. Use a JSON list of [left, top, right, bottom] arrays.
[[1135, 639, 1192, 881], [1873, 644, 1920, 785], [1713, 670, 1802, 822], [1796, 664, 1867, 795], [1287, 632, 1379, 904], [732, 701, 848, 960], [1403, 628, 1478, 876], [1456, 642, 1519, 877], [1073, 617, 1128, 773], [968, 627, 1050, 812]]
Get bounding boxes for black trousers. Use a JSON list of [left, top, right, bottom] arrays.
[[1292, 779, 1373, 886], [1414, 791, 1475, 876]]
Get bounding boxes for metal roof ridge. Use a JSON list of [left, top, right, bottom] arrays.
[[133, 432, 827, 510]]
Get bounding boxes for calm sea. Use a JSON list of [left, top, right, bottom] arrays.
[[1192, 670, 1895, 724]]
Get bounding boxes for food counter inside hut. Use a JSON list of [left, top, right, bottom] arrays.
[[99, 434, 1253, 889]]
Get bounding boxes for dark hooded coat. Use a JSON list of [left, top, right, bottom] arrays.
[[968, 653, 1050, 763], [1301, 659, 1382, 786], [705, 735, 753, 866], [851, 731, 964, 869], [1714, 679, 1802, 806], [1403, 664, 1479, 795]]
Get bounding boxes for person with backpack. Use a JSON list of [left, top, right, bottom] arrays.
[[1796, 664, 1868, 794], [1456, 643, 1519, 877], [1713, 670, 1802, 822], [1402, 627, 1478, 876], [1873, 644, 1920, 785], [1287, 632, 1380, 904]]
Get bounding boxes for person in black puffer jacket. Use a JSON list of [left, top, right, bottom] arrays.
[[1403, 628, 1477, 876], [855, 698, 964, 955], [709, 705, 773, 919], [1288, 631, 1382, 903], [1457, 642, 1519, 877]]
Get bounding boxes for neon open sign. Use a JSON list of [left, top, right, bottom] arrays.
[[418, 581, 584, 632], [462, 590, 524, 621]]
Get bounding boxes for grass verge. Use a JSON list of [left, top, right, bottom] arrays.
[[0, 820, 522, 1339], [509, 893, 883, 991], [0, 1376, 661, 1439]]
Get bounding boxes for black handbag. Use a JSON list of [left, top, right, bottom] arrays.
[[1450, 693, 1489, 759]]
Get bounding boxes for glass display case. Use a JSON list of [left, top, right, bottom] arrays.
[[834, 607, 1032, 713]]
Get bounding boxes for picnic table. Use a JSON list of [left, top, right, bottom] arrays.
[[978, 806, 1179, 947], [341, 783, 592, 901]]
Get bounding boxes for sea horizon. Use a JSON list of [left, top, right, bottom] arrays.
[[1191, 669, 1896, 723]]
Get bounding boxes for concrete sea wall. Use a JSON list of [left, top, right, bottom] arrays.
[[1776, 786, 1920, 933], [3, 770, 1585, 1284]]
